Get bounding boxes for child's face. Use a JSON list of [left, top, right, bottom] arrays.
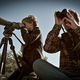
[[24, 22, 34, 31]]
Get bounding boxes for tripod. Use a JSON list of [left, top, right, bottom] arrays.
[[0, 27, 21, 75]]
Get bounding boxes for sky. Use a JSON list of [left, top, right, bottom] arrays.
[[0, 0, 80, 67]]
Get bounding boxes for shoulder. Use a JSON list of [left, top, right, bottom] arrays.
[[33, 27, 40, 32]]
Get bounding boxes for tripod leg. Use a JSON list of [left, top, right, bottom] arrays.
[[9, 38, 21, 70], [0, 38, 8, 74], [0, 38, 4, 69], [0, 38, 4, 48]]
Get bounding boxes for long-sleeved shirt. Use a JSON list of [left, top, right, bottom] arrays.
[[12, 23, 43, 65], [44, 24, 80, 74]]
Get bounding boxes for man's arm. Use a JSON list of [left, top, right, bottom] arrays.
[[44, 24, 62, 53], [44, 11, 64, 53], [21, 27, 41, 44]]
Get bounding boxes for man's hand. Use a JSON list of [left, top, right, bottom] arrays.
[[64, 12, 79, 30], [54, 12, 64, 26]]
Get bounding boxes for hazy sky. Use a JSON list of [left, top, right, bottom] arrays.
[[0, 0, 80, 67]]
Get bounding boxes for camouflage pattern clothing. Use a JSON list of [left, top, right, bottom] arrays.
[[44, 24, 80, 76], [7, 24, 42, 80], [21, 27, 42, 71], [14, 23, 43, 73]]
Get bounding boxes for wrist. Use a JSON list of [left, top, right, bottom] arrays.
[[73, 26, 80, 34], [55, 24, 62, 27], [52, 24, 62, 31], [72, 25, 78, 30]]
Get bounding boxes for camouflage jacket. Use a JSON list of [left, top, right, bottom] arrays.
[[44, 24, 80, 74], [21, 27, 42, 57], [15, 25, 43, 66]]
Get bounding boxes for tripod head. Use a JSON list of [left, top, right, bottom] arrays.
[[3, 26, 15, 38], [0, 18, 17, 37]]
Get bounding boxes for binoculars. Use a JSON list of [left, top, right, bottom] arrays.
[[55, 9, 68, 19]]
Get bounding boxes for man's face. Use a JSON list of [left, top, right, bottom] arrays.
[[24, 22, 34, 31], [63, 19, 71, 31]]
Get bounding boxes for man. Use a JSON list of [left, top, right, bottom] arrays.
[[0, 15, 43, 80], [18, 15, 42, 73], [33, 9, 80, 80]]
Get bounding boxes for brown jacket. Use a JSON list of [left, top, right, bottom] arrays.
[[44, 24, 80, 74], [21, 27, 42, 65], [20, 27, 42, 73], [13, 23, 43, 67]]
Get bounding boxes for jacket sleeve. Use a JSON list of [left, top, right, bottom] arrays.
[[73, 27, 80, 37], [44, 24, 62, 53], [21, 28, 41, 44], [72, 27, 80, 51]]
